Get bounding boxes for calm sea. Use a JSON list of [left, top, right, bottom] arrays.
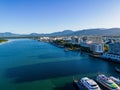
[[0, 39, 120, 90]]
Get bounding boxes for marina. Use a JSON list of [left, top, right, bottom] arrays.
[[96, 74, 120, 90], [73, 74, 120, 90]]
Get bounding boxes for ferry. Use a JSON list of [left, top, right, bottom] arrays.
[[96, 74, 120, 90], [110, 76, 120, 86], [80, 77, 101, 90]]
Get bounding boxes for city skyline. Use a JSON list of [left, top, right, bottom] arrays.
[[0, 0, 120, 34]]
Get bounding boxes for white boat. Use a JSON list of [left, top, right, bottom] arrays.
[[110, 76, 120, 86], [96, 74, 120, 90], [81, 77, 101, 90]]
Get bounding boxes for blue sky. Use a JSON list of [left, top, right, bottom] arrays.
[[0, 0, 120, 34]]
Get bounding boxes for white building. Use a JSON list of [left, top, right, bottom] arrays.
[[88, 43, 104, 53], [54, 37, 64, 40], [80, 36, 104, 53], [38, 37, 50, 41]]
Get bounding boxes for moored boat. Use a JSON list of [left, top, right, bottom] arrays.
[[96, 74, 120, 90], [81, 77, 101, 90], [110, 76, 120, 86]]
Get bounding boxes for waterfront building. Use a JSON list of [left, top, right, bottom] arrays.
[[63, 36, 72, 43], [80, 36, 104, 53], [80, 36, 88, 47], [38, 37, 50, 41], [103, 36, 120, 43], [101, 42, 120, 62], [54, 37, 64, 40], [86, 36, 103, 44], [71, 36, 81, 45], [88, 43, 104, 53], [108, 42, 120, 55], [80, 36, 103, 45]]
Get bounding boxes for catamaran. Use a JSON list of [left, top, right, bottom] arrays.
[[96, 74, 120, 90], [110, 76, 120, 86]]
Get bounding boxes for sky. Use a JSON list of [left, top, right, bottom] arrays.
[[0, 0, 120, 34]]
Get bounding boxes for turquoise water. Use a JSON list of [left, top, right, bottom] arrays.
[[0, 39, 120, 90]]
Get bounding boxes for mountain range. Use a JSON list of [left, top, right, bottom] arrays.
[[0, 28, 120, 37]]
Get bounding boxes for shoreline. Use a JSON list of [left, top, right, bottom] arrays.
[[49, 41, 120, 64], [49, 41, 91, 52], [0, 40, 9, 45]]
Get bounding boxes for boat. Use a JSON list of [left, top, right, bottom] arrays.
[[115, 67, 120, 73], [80, 77, 101, 90], [110, 76, 120, 86], [96, 74, 120, 90]]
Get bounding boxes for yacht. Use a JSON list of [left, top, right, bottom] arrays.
[[110, 76, 120, 86], [96, 74, 120, 90], [80, 77, 101, 90]]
